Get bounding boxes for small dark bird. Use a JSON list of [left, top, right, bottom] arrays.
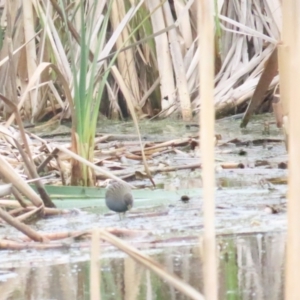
[[180, 195, 190, 203], [105, 181, 134, 215]]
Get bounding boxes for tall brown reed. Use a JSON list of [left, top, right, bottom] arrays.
[[198, 0, 218, 299], [281, 1, 300, 299]]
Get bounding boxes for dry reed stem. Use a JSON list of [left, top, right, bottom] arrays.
[[7, 207, 24, 217], [111, 66, 155, 186], [20, 228, 148, 243], [146, 0, 176, 112], [0, 207, 45, 242], [0, 239, 68, 250], [111, 1, 140, 107], [241, 47, 278, 127], [198, 0, 218, 299], [0, 30, 40, 67], [283, 1, 300, 299], [0, 200, 31, 208], [96, 160, 244, 180], [0, 202, 68, 216], [22, 0, 38, 116], [5, 63, 74, 128], [90, 228, 101, 300], [219, 162, 244, 169], [97, 3, 143, 67], [6, 1, 19, 116], [0, 0, 285, 120], [14, 139, 55, 208], [278, 15, 290, 146], [11, 187, 29, 207], [143, 138, 193, 151], [0, 155, 43, 207], [0, 183, 12, 196], [98, 229, 204, 300], [163, 1, 191, 120]]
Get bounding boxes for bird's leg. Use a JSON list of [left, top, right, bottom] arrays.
[[118, 212, 127, 220]]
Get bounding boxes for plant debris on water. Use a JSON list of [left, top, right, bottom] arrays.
[[0, 113, 287, 253]]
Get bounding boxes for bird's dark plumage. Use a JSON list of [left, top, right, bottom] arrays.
[[105, 181, 133, 213]]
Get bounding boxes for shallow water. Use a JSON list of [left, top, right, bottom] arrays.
[[0, 113, 287, 299], [0, 232, 285, 300]]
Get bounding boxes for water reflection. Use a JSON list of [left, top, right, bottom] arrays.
[[0, 232, 285, 300]]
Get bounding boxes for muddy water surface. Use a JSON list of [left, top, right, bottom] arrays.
[[0, 114, 288, 299]]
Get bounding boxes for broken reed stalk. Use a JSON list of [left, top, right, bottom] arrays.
[[0, 200, 66, 216], [198, 0, 218, 299], [282, 1, 300, 299], [0, 155, 43, 207], [0, 207, 44, 242], [98, 229, 204, 300], [0, 239, 66, 250]]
